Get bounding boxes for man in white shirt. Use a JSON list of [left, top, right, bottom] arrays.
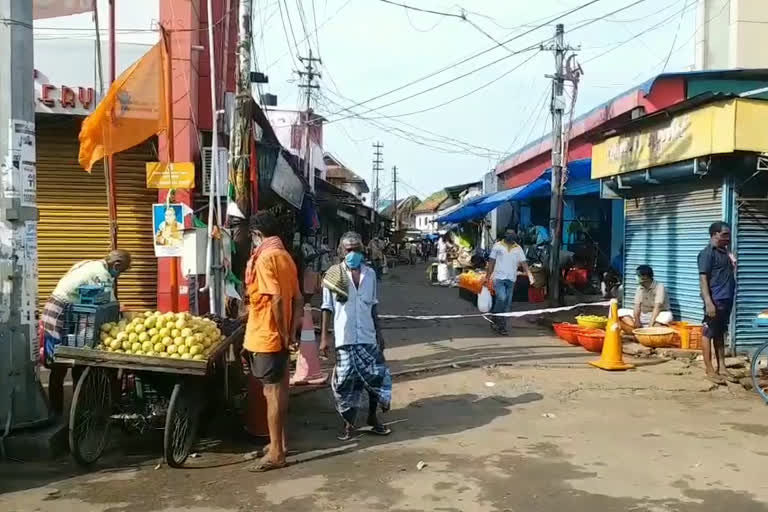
[[320, 232, 393, 441], [485, 229, 534, 335]]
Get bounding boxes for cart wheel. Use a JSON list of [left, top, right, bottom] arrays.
[[69, 367, 113, 466], [751, 341, 768, 404], [164, 382, 200, 468]]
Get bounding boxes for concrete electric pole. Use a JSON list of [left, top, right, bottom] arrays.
[[0, 0, 50, 437], [298, 49, 321, 192], [543, 23, 576, 306], [372, 142, 383, 211], [392, 165, 398, 231]]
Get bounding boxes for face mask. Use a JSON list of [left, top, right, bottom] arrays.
[[252, 234, 263, 248], [504, 235, 517, 243], [345, 251, 363, 269], [109, 267, 120, 278]]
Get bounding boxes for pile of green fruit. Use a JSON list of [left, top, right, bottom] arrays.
[[96, 311, 224, 360]]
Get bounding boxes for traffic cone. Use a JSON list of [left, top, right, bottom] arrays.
[[589, 299, 634, 371], [290, 304, 328, 385]]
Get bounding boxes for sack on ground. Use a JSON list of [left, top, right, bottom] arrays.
[[477, 286, 492, 313]]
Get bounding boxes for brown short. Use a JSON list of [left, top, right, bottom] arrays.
[[249, 350, 289, 384]]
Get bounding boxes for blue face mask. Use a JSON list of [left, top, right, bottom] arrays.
[[109, 267, 120, 278], [345, 251, 363, 269]]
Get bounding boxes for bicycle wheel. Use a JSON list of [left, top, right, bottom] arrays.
[[750, 341, 768, 404], [69, 367, 113, 466], [163, 382, 200, 468]]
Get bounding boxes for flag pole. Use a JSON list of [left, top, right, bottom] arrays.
[[161, 25, 179, 312], [107, 0, 118, 250]]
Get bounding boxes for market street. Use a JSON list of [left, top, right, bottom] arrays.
[[3, 263, 768, 512]]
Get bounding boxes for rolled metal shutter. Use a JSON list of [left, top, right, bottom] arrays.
[[734, 200, 768, 353], [37, 117, 157, 312], [114, 147, 158, 312], [624, 186, 723, 323]]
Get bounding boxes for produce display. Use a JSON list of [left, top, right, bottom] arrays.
[[575, 315, 608, 329], [95, 311, 226, 361]]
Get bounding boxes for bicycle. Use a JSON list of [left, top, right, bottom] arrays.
[[749, 316, 768, 403]]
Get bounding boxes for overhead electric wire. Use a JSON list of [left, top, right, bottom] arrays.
[[661, 0, 688, 72], [276, 0, 299, 68], [376, 0, 465, 19], [310, 0, 321, 56], [340, 50, 542, 121], [323, 0, 606, 118], [320, 89, 506, 157], [581, 0, 696, 64]]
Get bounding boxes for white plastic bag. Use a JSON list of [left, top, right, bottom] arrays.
[[477, 286, 492, 313]]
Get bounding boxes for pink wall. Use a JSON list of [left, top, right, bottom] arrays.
[[156, 0, 237, 312], [497, 77, 686, 189]]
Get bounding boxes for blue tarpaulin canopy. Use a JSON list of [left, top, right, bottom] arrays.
[[437, 159, 595, 224]]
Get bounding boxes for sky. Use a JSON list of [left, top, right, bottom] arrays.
[[33, 0, 703, 203]]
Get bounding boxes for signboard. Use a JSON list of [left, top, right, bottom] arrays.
[[152, 203, 185, 257], [270, 153, 305, 209], [592, 99, 768, 179], [146, 162, 195, 189], [35, 80, 96, 116]]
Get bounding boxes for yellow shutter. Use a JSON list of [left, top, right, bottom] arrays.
[[37, 116, 157, 312]]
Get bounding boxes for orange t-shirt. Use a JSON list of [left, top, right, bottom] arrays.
[[244, 249, 301, 353]]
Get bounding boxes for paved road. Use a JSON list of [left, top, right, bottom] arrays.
[[3, 263, 768, 511]]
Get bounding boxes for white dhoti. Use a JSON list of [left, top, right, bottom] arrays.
[[618, 308, 673, 327]]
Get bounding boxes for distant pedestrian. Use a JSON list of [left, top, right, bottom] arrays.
[[484, 228, 534, 335], [321, 231, 392, 441], [698, 221, 736, 385]]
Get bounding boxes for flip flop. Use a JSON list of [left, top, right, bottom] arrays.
[[258, 446, 299, 458], [247, 459, 290, 473]]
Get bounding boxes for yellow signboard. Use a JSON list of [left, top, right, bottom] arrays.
[[146, 162, 195, 189], [592, 98, 768, 179]]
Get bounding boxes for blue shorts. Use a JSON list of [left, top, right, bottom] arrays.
[[702, 300, 732, 339]]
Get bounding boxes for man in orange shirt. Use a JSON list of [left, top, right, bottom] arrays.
[[243, 211, 303, 472]]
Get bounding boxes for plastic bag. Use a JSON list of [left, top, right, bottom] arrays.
[[477, 286, 492, 313]]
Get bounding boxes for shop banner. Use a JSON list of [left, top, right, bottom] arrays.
[[152, 203, 185, 257], [34, 0, 94, 20], [146, 162, 195, 189]]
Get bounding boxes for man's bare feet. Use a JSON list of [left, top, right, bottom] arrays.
[[247, 454, 288, 473], [706, 370, 726, 385]]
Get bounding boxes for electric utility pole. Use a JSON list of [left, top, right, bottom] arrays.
[[543, 24, 577, 306], [298, 49, 321, 192], [372, 142, 383, 210], [392, 165, 398, 230], [0, 0, 50, 434]]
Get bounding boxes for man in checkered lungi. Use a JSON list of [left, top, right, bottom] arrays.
[[320, 232, 392, 441], [42, 250, 131, 415]]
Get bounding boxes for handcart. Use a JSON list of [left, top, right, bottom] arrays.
[[750, 315, 768, 403], [53, 325, 244, 468]]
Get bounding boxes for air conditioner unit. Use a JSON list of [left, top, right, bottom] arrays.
[[201, 147, 229, 196]]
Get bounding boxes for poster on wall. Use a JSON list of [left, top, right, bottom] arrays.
[[153, 203, 185, 257], [22, 221, 38, 361], [2, 119, 36, 203]]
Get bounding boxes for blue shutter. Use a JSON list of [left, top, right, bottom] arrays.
[[624, 186, 723, 323], [735, 200, 768, 353]]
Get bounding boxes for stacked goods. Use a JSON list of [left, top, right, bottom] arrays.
[[95, 311, 225, 361]]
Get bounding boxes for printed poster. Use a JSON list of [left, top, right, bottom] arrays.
[[153, 203, 185, 257], [2, 119, 36, 205], [22, 221, 37, 361]]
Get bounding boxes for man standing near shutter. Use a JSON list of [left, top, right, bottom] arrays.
[[698, 221, 736, 384]]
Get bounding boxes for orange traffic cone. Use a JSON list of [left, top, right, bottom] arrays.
[[290, 304, 328, 385], [589, 299, 634, 371]]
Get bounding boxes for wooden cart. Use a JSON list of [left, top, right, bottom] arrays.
[[53, 325, 244, 468]]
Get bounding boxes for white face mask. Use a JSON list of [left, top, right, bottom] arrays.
[[252, 233, 263, 248]]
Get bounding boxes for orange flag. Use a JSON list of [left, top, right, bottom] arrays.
[[78, 41, 169, 172]]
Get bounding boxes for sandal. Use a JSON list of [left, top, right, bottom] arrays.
[[337, 427, 357, 441], [247, 459, 289, 473]]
